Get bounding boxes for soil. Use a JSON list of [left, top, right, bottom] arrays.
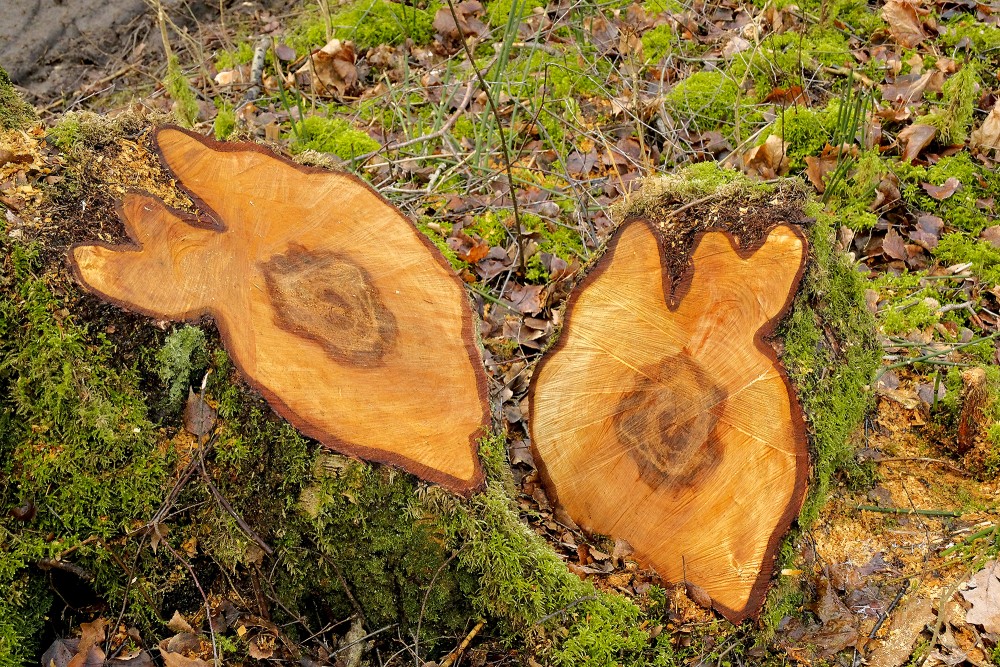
[[0, 0, 289, 108]]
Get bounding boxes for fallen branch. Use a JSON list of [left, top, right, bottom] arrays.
[[856, 505, 961, 518]]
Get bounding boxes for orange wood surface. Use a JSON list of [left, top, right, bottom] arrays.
[[529, 219, 809, 621], [70, 126, 490, 494]]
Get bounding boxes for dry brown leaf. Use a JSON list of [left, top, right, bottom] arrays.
[[294, 39, 357, 97], [743, 134, 789, 179], [961, 561, 1000, 633], [183, 388, 217, 438], [911, 215, 944, 250], [433, 1, 486, 40], [898, 123, 936, 162], [922, 177, 961, 200], [980, 225, 1000, 248], [160, 651, 212, 667], [804, 145, 843, 193], [883, 228, 908, 260], [881, 0, 928, 47], [971, 102, 1000, 154], [167, 611, 195, 635], [881, 70, 941, 104]]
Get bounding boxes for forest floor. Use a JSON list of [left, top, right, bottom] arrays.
[[2, 0, 1000, 664]]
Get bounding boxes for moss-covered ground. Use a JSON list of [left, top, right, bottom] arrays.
[[4, 0, 1000, 661]]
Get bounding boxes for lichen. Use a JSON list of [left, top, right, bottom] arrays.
[[155, 325, 208, 413]]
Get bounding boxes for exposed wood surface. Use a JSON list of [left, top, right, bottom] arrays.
[[70, 126, 490, 494], [529, 219, 809, 621]]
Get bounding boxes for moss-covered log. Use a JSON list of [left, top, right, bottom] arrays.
[[0, 107, 880, 666]]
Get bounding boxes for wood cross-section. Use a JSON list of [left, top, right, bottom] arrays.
[[70, 126, 490, 494], [529, 219, 809, 621]]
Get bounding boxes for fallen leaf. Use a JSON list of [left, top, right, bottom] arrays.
[[274, 43, 296, 61], [721, 35, 752, 57], [911, 215, 944, 250], [294, 39, 357, 97], [167, 611, 195, 635], [809, 572, 859, 658], [804, 144, 846, 192], [160, 651, 212, 667], [883, 228, 908, 260], [881, 0, 928, 48], [922, 177, 961, 200], [183, 388, 217, 438], [961, 561, 1000, 633], [505, 283, 545, 314], [980, 225, 1000, 248], [766, 85, 808, 107], [898, 123, 936, 162], [744, 134, 789, 179], [565, 149, 597, 176], [971, 102, 1000, 154], [872, 174, 902, 210], [881, 70, 942, 103], [433, 1, 486, 41]]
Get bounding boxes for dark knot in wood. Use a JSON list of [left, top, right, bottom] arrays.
[[613, 353, 726, 489], [261, 245, 398, 366]]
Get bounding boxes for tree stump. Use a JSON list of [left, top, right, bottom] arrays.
[[529, 217, 809, 622], [69, 126, 490, 494]]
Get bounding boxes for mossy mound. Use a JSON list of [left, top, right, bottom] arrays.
[[0, 116, 879, 665], [0, 66, 36, 131]]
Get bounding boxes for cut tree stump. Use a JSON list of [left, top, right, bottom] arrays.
[[69, 126, 490, 494], [529, 218, 809, 622]]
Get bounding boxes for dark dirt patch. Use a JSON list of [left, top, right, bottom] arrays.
[[0, 0, 291, 108]]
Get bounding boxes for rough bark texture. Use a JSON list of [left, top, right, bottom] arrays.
[[69, 125, 490, 494], [529, 219, 810, 623]]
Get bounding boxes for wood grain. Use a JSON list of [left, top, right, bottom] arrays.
[[69, 126, 490, 494], [529, 218, 809, 622]]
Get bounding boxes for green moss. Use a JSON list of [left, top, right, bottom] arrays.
[[468, 211, 585, 282], [485, 0, 545, 28], [934, 233, 1000, 286], [425, 435, 679, 666], [292, 115, 380, 159], [0, 66, 36, 131], [155, 325, 208, 413], [662, 71, 742, 137], [780, 204, 881, 527], [0, 242, 172, 662], [921, 63, 979, 144], [766, 106, 834, 170], [880, 301, 940, 335], [938, 17, 1000, 52], [213, 101, 237, 140], [290, 0, 436, 51], [642, 25, 679, 64], [214, 42, 255, 71], [47, 115, 84, 151], [164, 56, 199, 129], [895, 153, 998, 234]]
